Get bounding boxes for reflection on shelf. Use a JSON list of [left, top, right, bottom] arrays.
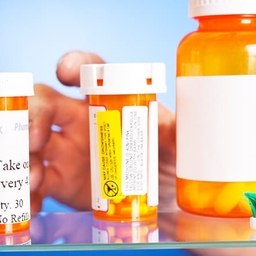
[[92, 218, 159, 244], [29, 212, 159, 245], [30, 212, 93, 245], [0, 210, 252, 249], [29, 211, 256, 244], [158, 210, 256, 242], [0, 230, 31, 245]]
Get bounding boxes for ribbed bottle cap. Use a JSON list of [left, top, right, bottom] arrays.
[[80, 63, 166, 95], [189, 0, 256, 17], [0, 72, 34, 97]]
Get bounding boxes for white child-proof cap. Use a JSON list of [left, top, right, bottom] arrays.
[[80, 63, 166, 95], [0, 72, 34, 97], [189, 0, 256, 17]]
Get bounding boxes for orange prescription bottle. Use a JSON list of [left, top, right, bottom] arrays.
[[0, 73, 34, 233], [176, 0, 256, 217], [80, 63, 166, 221]]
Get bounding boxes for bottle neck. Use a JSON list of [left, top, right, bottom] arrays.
[[195, 15, 256, 31]]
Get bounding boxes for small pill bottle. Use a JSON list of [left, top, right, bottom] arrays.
[[80, 63, 166, 222], [0, 72, 34, 233], [176, 0, 256, 217]]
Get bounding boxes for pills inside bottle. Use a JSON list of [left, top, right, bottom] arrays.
[[80, 63, 166, 221], [176, 0, 256, 217]]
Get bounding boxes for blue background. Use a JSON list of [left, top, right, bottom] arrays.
[[0, 0, 197, 212], [0, 0, 197, 211], [0, 0, 197, 112], [0, 1, 197, 255]]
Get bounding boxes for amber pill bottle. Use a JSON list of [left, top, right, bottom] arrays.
[[176, 0, 256, 217], [80, 63, 166, 221], [0, 73, 34, 233]]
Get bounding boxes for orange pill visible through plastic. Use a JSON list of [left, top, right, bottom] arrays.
[[176, 0, 256, 217]]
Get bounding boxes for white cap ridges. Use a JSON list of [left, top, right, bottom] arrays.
[[0, 73, 34, 97], [80, 63, 166, 95], [189, 0, 256, 17]]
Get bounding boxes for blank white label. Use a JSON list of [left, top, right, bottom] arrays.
[[177, 75, 256, 182]]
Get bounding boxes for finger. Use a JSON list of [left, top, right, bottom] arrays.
[[29, 152, 44, 192], [158, 104, 177, 211], [39, 164, 91, 211], [39, 131, 91, 210], [29, 84, 56, 152], [158, 103, 176, 163], [29, 84, 84, 147], [51, 95, 88, 129], [30, 191, 43, 213], [56, 51, 105, 87]]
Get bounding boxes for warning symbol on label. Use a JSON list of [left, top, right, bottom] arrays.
[[104, 181, 119, 197]]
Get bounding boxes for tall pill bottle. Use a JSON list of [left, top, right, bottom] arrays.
[[0, 73, 34, 233], [176, 0, 256, 217], [80, 63, 166, 221]]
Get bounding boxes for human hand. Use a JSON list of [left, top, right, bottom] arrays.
[[29, 51, 177, 212], [29, 52, 104, 212]]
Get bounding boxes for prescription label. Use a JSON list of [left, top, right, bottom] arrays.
[[90, 103, 158, 210], [0, 111, 30, 224], [177, 75, 256, 182], [97, 110, 123, 199], [147, 101, 158, 206], [89, 106, 108, 211], [122, 106, 148, 196]]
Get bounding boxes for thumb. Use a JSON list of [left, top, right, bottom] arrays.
[[56, 51, 105, 87]]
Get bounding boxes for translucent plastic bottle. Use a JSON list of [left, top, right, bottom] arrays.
[[0, 73, 34, 233], [176, 0, 256, 217], [80, 63, 166, 221]]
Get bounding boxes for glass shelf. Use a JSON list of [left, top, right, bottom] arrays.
[[0, 209, 256, 252]]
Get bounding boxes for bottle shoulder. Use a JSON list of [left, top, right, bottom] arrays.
[[177, 30, 256, 57], [177, 31, 256, 76], [178, 30, 256, 47]]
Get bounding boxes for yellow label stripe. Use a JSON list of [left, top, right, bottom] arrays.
[[97, 110, 123, 199]]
